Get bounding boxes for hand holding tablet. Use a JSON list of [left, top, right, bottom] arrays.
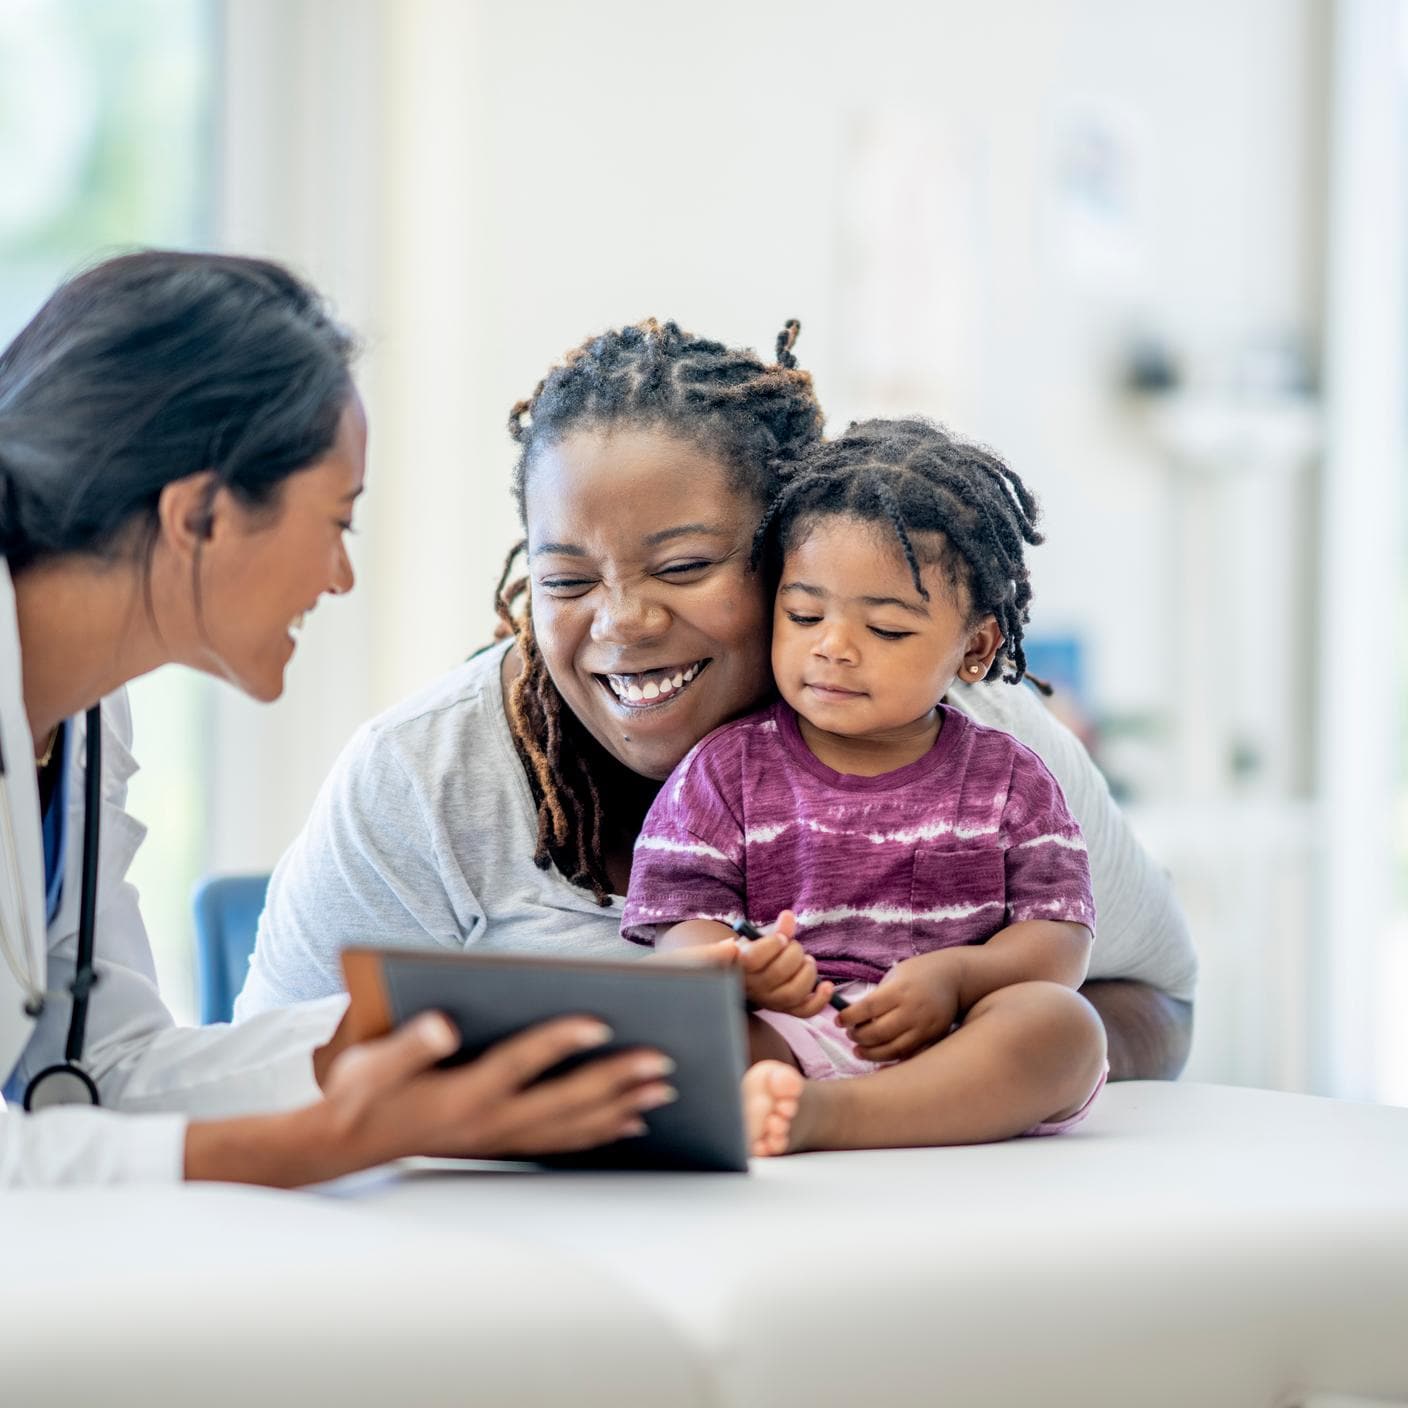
[[342, 947, 752, 1172]]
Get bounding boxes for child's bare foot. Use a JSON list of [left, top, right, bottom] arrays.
[[742, 1060, 808, 1156]]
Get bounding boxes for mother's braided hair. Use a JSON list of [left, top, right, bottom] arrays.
[[495, 318, 823, 902], [751, 417, 1048, 688]]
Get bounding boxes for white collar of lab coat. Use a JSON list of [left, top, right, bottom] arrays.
[[0, 558, 46, 1090]]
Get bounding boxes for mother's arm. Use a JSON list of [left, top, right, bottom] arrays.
[[1080, 981, 1192, 1081], [948, 681, 1198, 1080]]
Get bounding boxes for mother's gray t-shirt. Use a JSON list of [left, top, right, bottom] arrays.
[[238, 641, 634, 1016], [235, 639, 1195, 1019]]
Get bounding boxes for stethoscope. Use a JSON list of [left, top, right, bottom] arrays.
[[0, 705, 103, 1109]]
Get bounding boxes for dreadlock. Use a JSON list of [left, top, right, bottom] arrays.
[[751, 417, 1048, 689], [495, 318, 824, 903]]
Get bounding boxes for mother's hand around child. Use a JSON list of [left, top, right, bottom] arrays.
[[839, 950, 966, 1062]]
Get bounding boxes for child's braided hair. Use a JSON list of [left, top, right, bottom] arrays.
[[495, 318, 823, 902], [751, 417, 1047, 687]]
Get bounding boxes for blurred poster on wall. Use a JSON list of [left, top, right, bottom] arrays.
[[1042, 95, 1150, 292], [837, 110, 988, 427]]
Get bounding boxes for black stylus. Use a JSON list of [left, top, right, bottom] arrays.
[[729, 918, 849, 1010]]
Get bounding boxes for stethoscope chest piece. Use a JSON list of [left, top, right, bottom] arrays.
[[24, 1061, 100, 1109]]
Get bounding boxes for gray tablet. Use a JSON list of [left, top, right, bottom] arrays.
[[342, 946, 750, 1172]]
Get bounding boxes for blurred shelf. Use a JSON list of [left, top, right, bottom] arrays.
[[1146, 392, 1321, 476], [1124, 796, 1321, 856]]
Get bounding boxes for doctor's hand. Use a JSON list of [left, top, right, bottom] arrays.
[[644, 933, 743, 970], [321, 1013, 676, 1162], [184, 1015, 675, 1186]]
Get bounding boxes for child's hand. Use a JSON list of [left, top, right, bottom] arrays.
[[737, 911, 836, 1017], [839, 949, 965, 1062]]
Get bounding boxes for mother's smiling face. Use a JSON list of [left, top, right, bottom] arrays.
[[524, 425, 774, 781]]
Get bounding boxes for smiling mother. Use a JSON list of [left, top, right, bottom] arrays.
[[237, 320, 1196, 1080]]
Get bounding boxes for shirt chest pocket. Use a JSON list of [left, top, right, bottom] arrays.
[[909, 847, 1007, 954]]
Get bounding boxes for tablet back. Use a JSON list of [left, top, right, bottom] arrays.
[[344, 947, 750, 1172]]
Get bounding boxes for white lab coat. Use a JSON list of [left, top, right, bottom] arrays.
[[0, 560, 343, 1185]]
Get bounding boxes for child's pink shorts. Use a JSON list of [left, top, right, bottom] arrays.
[[755, 980, 1107, 1138]]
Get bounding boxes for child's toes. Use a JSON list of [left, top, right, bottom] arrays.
[[761, 1110, 792, 1156], [742, 1059, 807, 1158], [741, 1070, 774, 1150]]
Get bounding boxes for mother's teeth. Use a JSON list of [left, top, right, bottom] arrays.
[[605, 659, 707, 703]]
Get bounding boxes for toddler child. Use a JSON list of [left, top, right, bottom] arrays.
[[622, 417, 1108, 1156]]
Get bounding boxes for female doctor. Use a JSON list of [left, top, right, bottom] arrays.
[[0, 251, 676, 1186]]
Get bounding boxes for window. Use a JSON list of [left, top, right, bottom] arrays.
[[0, 0, 216, 1021]]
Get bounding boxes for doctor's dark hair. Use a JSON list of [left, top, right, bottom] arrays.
[[494, 317, 823, 903], [752, 417, 1046, 687], [0, 250, 356, 577]]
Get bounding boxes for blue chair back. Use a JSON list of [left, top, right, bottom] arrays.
[[192, 874, 271, 1024]]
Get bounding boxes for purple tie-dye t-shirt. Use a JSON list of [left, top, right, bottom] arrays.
[[622, 699, 1096, 984]]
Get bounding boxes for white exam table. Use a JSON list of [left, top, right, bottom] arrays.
[[2, 1081, 1405, 1406]]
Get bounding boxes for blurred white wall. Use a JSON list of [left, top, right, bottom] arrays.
[[1316, 0, 1406, 1097], [206, 0, 385, 872]]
